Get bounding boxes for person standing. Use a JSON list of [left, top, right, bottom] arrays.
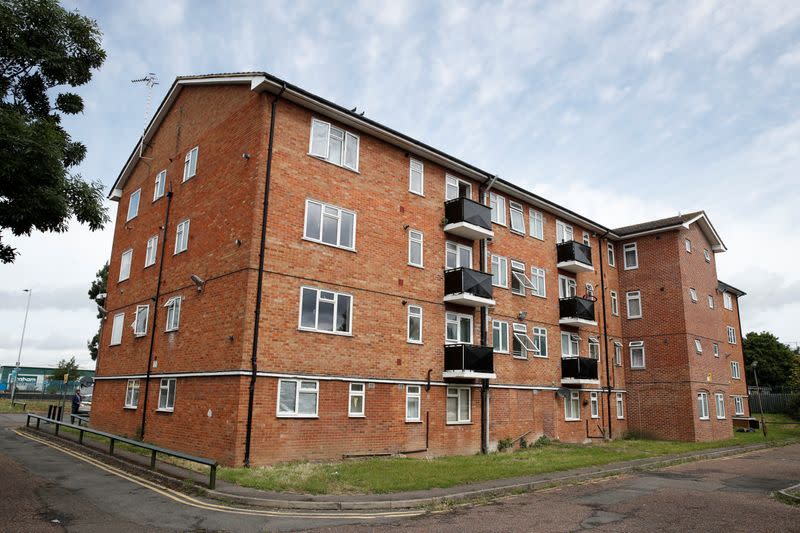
[[71, 388, 82, 414]]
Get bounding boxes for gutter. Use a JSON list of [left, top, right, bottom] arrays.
[[597, 229, 613, 439], [477, 175, 498, 455]]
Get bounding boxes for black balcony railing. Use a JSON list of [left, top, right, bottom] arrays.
[[444, 197, 492, 231], [556, 240, 593, 267], [559, 296, 596, 322], [444, 267, 493, 300], [561, 357, 599, 381], [444, 344, 494, 375]]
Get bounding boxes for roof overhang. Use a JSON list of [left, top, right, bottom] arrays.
[[614, 212, 726, 252], [718, 280, 746, 297]]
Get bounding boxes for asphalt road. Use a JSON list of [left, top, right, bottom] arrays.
[[0, 413, 798, 532]]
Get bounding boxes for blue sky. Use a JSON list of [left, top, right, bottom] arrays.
[[2, 0, 800, 369]]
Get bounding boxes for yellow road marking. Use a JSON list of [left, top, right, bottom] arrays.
[[13, 429, 424, 520]]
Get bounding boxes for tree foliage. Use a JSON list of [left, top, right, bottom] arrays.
[[87, 261, 108, 360], [0, 0, 108, 263], [49, 355, 80, 382], [742, 331, 800, 392]]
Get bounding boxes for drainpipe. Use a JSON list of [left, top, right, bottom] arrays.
[[478, 175, 498, 454], [597, 230, 613, 439], [140, 187, 173, 439], [244, 83, 286, 468]]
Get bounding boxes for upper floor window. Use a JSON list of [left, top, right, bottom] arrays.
[[446, 241, 472, 269], [133, 304, 149, 337], [126, 189, 141, 221], [731, 361, 741, 379], [299, 286, 352, 335], [174, 219, 190, 254], [530, 267, 546, 298], [723, 292, 733, 310], [409, 158, 424, 195], [623, 243, 638, 269], [614, 341, 622, 366], [703, 249, 711, 262], [492, 320, 509, 353], [558, 275, 577, 299], [445, 175, 471, 200], [183, 146, 198, 181], [626, 290, 642, 319], [511, 260, 536, 296], [695, 339, 703, 353], [491, 254, 508, 288], [689, 288, 698, 303], [309, 119, 359, 171], [561, 332, 580, 357], [490, 192, 506, 225], [610, 290, 619, 316], [512, 323, 536, 359], [530, 209, 544, 240], [607, 242, 615, 267], [588, 337, 600, 359], [708, 295, 714, 309], [556, 220, 573, 243], [582, 231, 590, 247], [509, 201, 525, 233], [630, 341, 645, 368], [407, 305, 422, 344], [145, 235, 158, 268], [445, 312, 472, 344], [408, 230, 423, 267], [154, 169, 166, 200], [110, 313, 124, 346], [119, 249, 132, 282], [278, 379, 318, 417], [304, 199, 356, 251], [532, 327, 548, 357], [685, 238, 692, 253], [165, 296, 182, 332], [713, 343, 720, 357], [727, 326, 737, 344]]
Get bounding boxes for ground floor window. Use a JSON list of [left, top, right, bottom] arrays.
[[733, 396, 745, 416], [715, 392, 726, 419], [349, 382, 365, 417], [124, 379, 140, 408], [277, 379, 318, 417], [565, 390, 580, 421], [446, 387, 471, 424], [697, 392, 709, 420], [616, 392, 624, 419], [406, 385, 421, 421], [590, 392, 599, 418], [157, 378, 176, 411]]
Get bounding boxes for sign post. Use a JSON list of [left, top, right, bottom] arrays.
[[60, 374, 68, 421]]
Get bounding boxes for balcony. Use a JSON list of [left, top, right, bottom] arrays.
[[443, 267, 495, 307], [444, 344, 496, 379], [556, 241, 594, 273], [561, 357, 599, 384], [443, 197, 494, 240], [559, 296, 597, 327]]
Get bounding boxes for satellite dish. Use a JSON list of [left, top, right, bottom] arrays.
[[556, 387, 571, 398]]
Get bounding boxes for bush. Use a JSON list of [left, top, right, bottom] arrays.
[[788, 395, 800, 421], [533, 435, 551, 447], [518, 436, 528, 449], [497, 438, 513, 452]]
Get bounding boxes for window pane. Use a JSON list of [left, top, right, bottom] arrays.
[[344, 133, 358, 170], [328, 129, 343, 165], [350, 394, 363, 415], [459, 389, 470, 420], [446, 319, 458, 342], [459, 317, 471, 343], [446, 396, 457, 422], [458, 247, 471, 269], [409, 315, 421, 341], [318, 298, 334, 331], [407, 397, 420, 420], [305, 202, 321, 240], [336, 294, 351, 332], [298, 391, 317, 415], [340, 211, 355, 248], [300, 288, 317, 328], [322, 210, 338, 245], [279, 381, 297, 413], [310, 120, 329, 157]]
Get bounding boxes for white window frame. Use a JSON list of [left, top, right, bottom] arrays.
[[585, 282, 594, 298], [588, 339, 600, 359], [124, 379, 140, 409], [409, 158, 424, 196], [174, 219, 190, 255], [303, 199, 357, 251], [565, 390, 580, 421], [689, 288, 698, 303], [685, 238, 692, 252], [582, 231, 591, 247], [126, 189, 141, 221], [614, 342, 622, 366], [405, 385, 421, 422], [626, 290, 642, 319], [698, 392, 710, 420], [616, 393, 625, 419], [511, 260, 535, 296], [277, 379, 319, 418], [445, 174, 471, 201], [713, 343, 720, 358], [610, 290, 619, 316], [119, 249, 132, 282], [731, 361, 741, 379], [590, 391, 599, 418], [532, 327, 548, 358], [509, 201, 525, 233], [530, 266, 546, 298], [733, 396, 745, 416], [110, 313, 124, 346], [491, 254, 508, 288], [529, 209, 544, 240], [727, 326, 737, 344], [157, 378, 176, 411], [154, 169, 166, 200], [489, 192, 506, 225], [349, 382, 365, 417], [695, 339, 703, 353], [704, 249, 711, 262], [145, 235, 158, 268], [445, 241, 472, 269], [512, 323, 537, 359], [715, 392, 726, 419], [558, 275, 577, 299], [561, 332, 580, 358], [723, 292, 733, 310], [308, 118, 359, 171], [445, 312, 473, 345], [623, 242, 638, 270], [133, 305, 149, 337], [708, 295, 714, 309], [556, 220, 573, 243], [630, 341, 645, 368], [408, 229, 424, 268], [607, 242, 615, 267], [407, 305, 422, 344], [165, 296, 182, 332], [298, 286, 353, 335], [492, 320, 509, 354], [446, 387, 471, 424], [183, 146, 198, 182]]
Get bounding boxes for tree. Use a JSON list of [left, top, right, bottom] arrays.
[[87, 261, 108, 360], [743, 331, 800, 392], [0, 0, 108, 263], [50, 355, 80, 382]]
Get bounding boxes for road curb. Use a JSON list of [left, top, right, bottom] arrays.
[[775, 482, 800, 505]]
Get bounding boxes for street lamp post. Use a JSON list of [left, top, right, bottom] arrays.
[[10, 289, 32, 405], [751, 361, 767, 438]]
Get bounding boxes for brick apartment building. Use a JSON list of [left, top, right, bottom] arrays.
[[91, 72, 748, 466]]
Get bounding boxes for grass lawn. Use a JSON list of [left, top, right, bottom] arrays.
[[218, 414, 800, 495], [0, 398, 54, 414]]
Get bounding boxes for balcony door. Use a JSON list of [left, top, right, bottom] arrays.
[[556, 220, 574, 243], [445, 175, 472, 201], [446, 241, 473, 269], [558, 275, 577, 299]]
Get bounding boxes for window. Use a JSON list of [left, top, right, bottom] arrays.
[[349, 383, 365, 417], [409, 158, 424, 195], [124, 379, 140, 408], [489, 192, 506, 225], [708, 295, 714, 309], [685, 238, 692, 252], [530, 209, 544, 240], [126, 189, 141, 221], [133, 305, 149, 337], [304, 199, 356, 251], [704, 249, 711, 262], [558, 275, 577, 299], [145, 235, 158, 267], [590, 392, 599, 418], [689, 288, 697, 303], [165, 296, 181, 332], [698, 392, 709, 420], [183, 147, 198, 181], [277, 379, 318, 417], [588, 337, 600, 359], [491, 254, 508, 288], [607, 243, 615, 267], [408, 230, 423, 267], [582, 231, 590, 247], [512, 323, 536, 359], [154, 170, 166, 200], [110, 313, 124, 346], [616, 393, 625, 419], [610, 290, 619, 316], [492, 320, 509, 353], [626, 291, 642, 319], [723, 293, 733, 310], [447, 387, 471, 423], [727, 326, 737, 344], [511, 260, 535, 295], [407, 305, 422, 344], [158, 378, 176, 411], [585, 283, 594, 298], [614, 341, 622, 366], [623, 243, 638, 270], [695, 339, 703, 353], [119, 249, 132, 281], [734, 396, 745, 416], [406, 385, 421, 421], [713, 343, 720, 357], [556, 220, 573, 243], [299, 287, 353, 335], [565, 390, 580, 421], [532, 327, 548, 358], [630, 341, 645, 368], [530, 267, 546, 297], [174, 219, 190, 254], [309, 118, 359, 171], [445, 175, 471, 200], [561, 332, 580, 357], [731, 361, 741, 379], [445, 241, 472, 269], [446, 312, 473, 344], [715, 393, 726, 419], [509, 201, 525, 233]]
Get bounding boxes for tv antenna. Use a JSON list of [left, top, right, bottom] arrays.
[[132, 73, 159, 158]]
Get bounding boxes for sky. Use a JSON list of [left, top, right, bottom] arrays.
[[2, 0, 800, 370]]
